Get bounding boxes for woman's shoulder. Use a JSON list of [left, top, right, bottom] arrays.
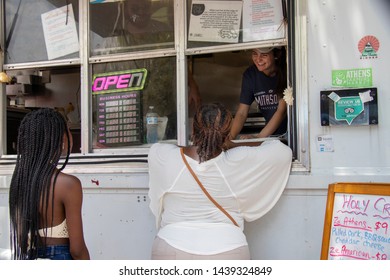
[[55, 172, 82, 191], [226, 140, 291, 160], [149, 143, 180, 161], [150, 142, 179, 152], [53, 172, 83, 205], [243, 64, 257, 76], [256, 139, 291, 154]]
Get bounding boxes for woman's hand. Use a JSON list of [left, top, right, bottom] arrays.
[[239, 134, 259, 140]]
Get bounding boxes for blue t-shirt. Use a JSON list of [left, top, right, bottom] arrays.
[[240, 65, 287, 135]]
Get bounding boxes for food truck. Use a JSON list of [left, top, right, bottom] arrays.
[[0, 0, 389, 260]]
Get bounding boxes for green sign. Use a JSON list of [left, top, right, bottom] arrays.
[[321, 88, 378, 127], [334, 96, 364, 125], [332, 68, 372, 88]]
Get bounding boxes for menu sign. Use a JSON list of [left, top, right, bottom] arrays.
[[242, 0, 285, 42], [96, 92, 142, 146], [328, 193, 390, 260], [92, 69, 147, 146], [41, 4, 79, 60], [321, 183, 390, 260]]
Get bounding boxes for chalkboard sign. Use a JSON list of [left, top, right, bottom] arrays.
[[321, 183, 390, 260]]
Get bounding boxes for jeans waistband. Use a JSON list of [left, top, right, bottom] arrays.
[[37, 244, 70, 256]]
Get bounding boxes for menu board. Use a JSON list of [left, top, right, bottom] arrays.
[[321, 183, 390, 260], [96, 92, 142, 146]]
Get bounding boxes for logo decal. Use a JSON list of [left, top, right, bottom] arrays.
[[358, 35, 380, 59]]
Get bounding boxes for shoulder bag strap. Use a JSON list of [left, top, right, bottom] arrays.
[[180, 148, 239, 227]]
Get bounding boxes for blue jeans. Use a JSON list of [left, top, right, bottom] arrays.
[[37, 245, 73, 260]]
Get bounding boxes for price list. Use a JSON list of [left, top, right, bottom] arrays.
[[96, 92, 142, 146], [328, 193, 390, 260]]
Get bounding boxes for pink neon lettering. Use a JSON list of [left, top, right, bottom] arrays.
[[92, 77, 106, 91], [104, 76, 118, 90], [93, 74, 134, 92], [117, 74, 131, 89]]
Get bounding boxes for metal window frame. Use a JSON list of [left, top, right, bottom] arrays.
[[291, 0, 310, 172], [0, 0, 5, 157]]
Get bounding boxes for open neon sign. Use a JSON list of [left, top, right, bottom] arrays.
[[92, 68, 148, 94]]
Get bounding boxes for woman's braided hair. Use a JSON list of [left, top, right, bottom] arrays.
[[191, 103, 232, 163], [9, 108, 70, 259]]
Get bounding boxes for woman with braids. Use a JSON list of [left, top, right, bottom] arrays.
[[148, 103, 292, 259], [9, 108, 90, 260], [229, 47, 288, 140]]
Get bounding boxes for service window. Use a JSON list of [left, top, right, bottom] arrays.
[[185, 0, 293, 145]]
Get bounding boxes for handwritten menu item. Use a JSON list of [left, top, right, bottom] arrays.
[[242, 0, 285, 42], [96, 92, 142, 146], [321, 183, 390, 260], [41, 4, 79, 60]]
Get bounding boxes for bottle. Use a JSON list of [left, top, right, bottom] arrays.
[[146, 106, 159, 144]]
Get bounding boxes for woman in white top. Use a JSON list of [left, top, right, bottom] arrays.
[[148, 103, 292, 259]]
